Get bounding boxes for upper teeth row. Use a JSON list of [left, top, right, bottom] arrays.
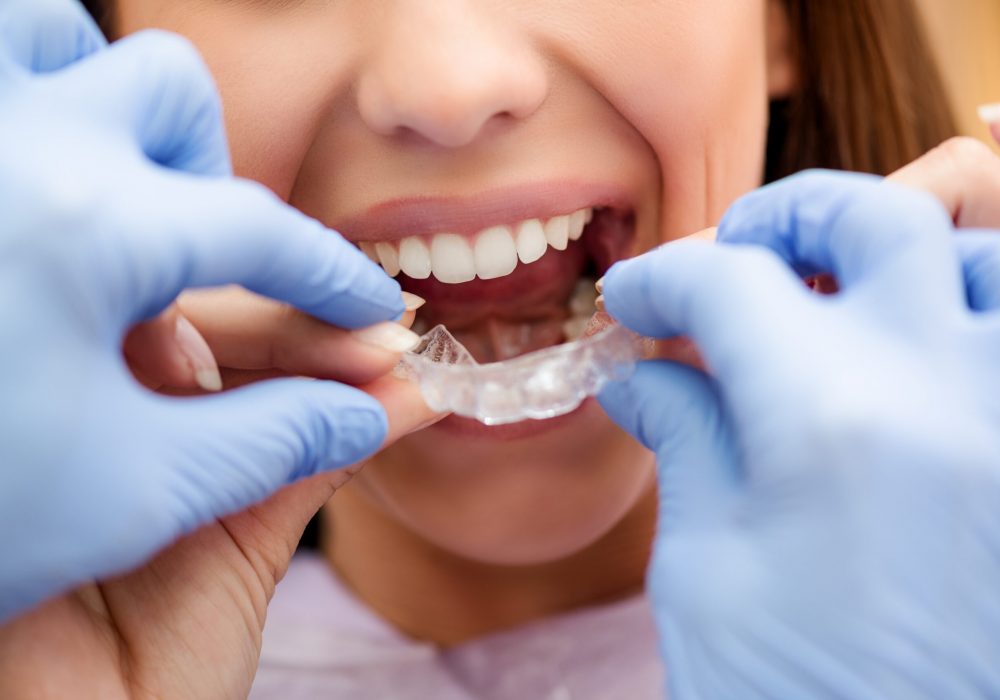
[[358, 208, 594, 284]]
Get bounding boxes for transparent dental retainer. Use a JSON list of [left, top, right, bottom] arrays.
[[395, 312, 654, 426]]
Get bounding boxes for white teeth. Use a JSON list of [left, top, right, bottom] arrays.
[[563, 277, 599, 341], [364, 207, 595, 283], [562, 316, 589, 342], [515, 219, 548, 264], [475, 226, 518, 280], [569, 277, 598, 316], [544, 215, 570, 251], [399, 236, 432, 279], [374, 242, 401, 277], [568, 209, 587, 241], [431, 233, 476, 283]]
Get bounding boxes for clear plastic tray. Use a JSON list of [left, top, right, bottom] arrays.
[[395, 313, 652, 425]]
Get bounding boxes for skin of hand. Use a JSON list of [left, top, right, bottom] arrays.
[[889, 136, 1000, 229], [887, 135, 1000, 311], [124, 286, 425, 393], [599, 170, 1000, 700], [0, 2, 440, 696]]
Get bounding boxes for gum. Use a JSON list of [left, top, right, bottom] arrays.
[[395, 312, 653, 425]]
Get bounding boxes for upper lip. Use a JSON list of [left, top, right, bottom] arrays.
[[332, 180, 633, 242]]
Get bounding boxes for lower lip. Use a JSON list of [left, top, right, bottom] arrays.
[[428, 397, 601, 440]]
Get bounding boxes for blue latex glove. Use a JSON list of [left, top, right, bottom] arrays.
[[0, 0, 405, 621], [600, 170, 1000, 700]]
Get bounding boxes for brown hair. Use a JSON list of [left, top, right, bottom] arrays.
[[82, 0, 956, 183], [767, 0, 957, 181]]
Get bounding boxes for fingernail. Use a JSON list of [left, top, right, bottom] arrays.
[[354, 322, 421, 353], [175, 315, 223, 392], [402, 292, 426, 312], [595, 294, 606, 312], [978, 102, 1000, 125], [595, 276, 604, 294], [409, 412, 449, 435]]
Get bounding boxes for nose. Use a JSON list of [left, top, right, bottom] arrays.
[[355, 1, 548, 148]]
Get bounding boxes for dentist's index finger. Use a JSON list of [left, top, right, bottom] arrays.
[[0, 0, 105, 74], [718, 170, 962, 310], [113, 173, 406, 332], [55, 30, 406, 331], [601, 238, 813, 384]]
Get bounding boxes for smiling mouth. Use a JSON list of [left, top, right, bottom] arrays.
[[360, 207, 594, 282], [342, 188, 636, 363]]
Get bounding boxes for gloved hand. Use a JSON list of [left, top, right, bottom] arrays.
[[0, 0, 408, 620], [600, 170, 1000, 700]]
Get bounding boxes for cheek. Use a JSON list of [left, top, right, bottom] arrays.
[[114, 4, 359, 199], [569, 1, 771, 244]]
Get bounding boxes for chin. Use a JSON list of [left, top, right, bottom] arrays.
[[356, 402, 658, 566]]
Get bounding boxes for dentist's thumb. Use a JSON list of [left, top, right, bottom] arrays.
[[150, 378, 389, 531], [599, 361, 738, 525]]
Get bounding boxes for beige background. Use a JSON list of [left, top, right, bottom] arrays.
[[917, 0, 1000, 144]]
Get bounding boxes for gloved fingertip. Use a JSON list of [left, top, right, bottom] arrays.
[[318, 247, 407, 328], [602, 257, 633, 289], [598, 258, 637, 319], [366, 274, 407, 323], [597, 376, 640, 437], [316, 400, 389, 471], [596, 379, 624, 411], [600, 254, 684, 340], [716, 205, 739, 241]]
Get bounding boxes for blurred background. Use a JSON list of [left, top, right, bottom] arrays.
[[917, 0, 1000, 146]]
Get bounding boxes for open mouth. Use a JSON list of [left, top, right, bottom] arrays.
[[344, 189, 636, 363]]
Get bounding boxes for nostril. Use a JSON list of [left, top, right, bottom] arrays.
[[356, 75, 483, 146], [361, 89, 515, 148], [354, 33, 548, 148]]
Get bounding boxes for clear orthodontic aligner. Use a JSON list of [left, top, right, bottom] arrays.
[[395, 313, 654, 425]]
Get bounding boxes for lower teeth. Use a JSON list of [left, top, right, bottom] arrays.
[[563, 277, 599, 342]]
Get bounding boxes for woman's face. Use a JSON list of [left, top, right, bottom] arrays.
[[115, 0, 789, 565]]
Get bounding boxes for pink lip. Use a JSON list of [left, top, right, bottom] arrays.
[[333, 181, 633, 241]]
